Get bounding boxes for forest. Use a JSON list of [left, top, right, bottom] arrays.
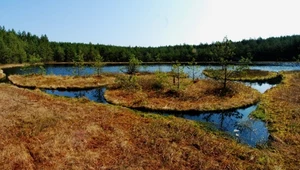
[[0, 25, 300, 64]]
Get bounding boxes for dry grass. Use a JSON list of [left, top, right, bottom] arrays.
[[0, 69, 5, 80], [0, 83, 281, 169], [105, 74, 261, 112], [0, 63, 26, 69], [203, 69, 280, 82], [8, 74, 115, 90], [252, 71, 300, 169]]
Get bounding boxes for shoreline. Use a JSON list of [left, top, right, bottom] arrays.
[[0, 61, 299, 69]]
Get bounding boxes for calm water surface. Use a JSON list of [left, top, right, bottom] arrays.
[[4, 63, 300, 147]]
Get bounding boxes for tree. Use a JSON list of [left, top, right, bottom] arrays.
[[39, 35, 53, 62], [123, 54, 142, 79], [187, 58, 200, 82], [73, 51, 85, 76], [53, 45, 65, 62], [22, 53, 45, 75], [212, 37, 235, 90], [93, 53, 105, 76], [171, 61, 184, 90]]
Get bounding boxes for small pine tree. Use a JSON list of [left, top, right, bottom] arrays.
[[73, 51, 85, 76], [187, 58, 200, 82], [171, 61, 184, 90], [93, 53, 105, 76]]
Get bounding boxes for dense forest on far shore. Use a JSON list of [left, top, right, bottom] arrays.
[[0, 25, 300, 64]]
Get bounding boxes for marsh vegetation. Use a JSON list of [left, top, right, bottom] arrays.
[[1, 26, 300, 169]]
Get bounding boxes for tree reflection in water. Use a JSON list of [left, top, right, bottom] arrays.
[[182, 105, 269, 147], [45, 88, 268, 147], [45, 87, 107, 103]]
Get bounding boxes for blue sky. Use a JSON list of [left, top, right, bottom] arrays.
[[1, 0, 300, 47]]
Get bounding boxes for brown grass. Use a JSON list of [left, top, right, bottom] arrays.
[[0, 63, 26, 69], [252, 71, 300, 169], [8, 74, 115, 90], [0, 83, 281, 169], [105, 75, 261, 111], [203, 69, 280, 82], [0, 69, 5, 80]]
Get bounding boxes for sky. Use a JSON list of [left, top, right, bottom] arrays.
[[1, 0, 300, 47]]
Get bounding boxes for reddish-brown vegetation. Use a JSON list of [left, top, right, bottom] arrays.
[[203, 69, 280, 82], [8, 74, 115, 90], [105, 75, 261, 111], [0, 84, 279, 169], [252, 71, 300, 169]]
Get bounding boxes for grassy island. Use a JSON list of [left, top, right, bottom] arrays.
[[203, 69, 281, 82], [0, 83, 281, 169], [251, 71, 300, 169], [105, 74, 261, 112], [8, 74, 115, 90]]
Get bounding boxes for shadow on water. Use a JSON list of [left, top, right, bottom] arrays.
[[141, 105, 269, 147], [44, 87, 268, 147], [44, 87, 107, 103]]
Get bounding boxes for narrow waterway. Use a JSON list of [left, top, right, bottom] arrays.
[[3, 62, 300, 147]]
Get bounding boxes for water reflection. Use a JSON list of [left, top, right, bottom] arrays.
[[6, 63, 295, 146], [45, 88, 107, 103], [172, 105, 268, 147], [3, 63, 291, 93], [45, 85, 269, 147]]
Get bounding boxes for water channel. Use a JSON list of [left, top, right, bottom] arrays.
[[3, 63, 300, 147]]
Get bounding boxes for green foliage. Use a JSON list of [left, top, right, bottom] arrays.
[[153, 71, 168, 90], [212, 37, 235, 90], [115, 74, 141, 92], [93, 53, 105, 76], [293, 54, 300, 62], [211, 38, 253, 91], [73, 51, 85, 76], [237, 52, 252, 71], [171, 61, 184, 90], [1, 25, 300, 64], [21, 54, 46, 75], [187, 58, 200, 82], [124, 54, 142, 75]]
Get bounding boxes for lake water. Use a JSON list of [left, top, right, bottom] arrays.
[[3, 63, 300, 147]]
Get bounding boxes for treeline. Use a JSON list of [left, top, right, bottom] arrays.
[[0, 25, 300, 64]]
